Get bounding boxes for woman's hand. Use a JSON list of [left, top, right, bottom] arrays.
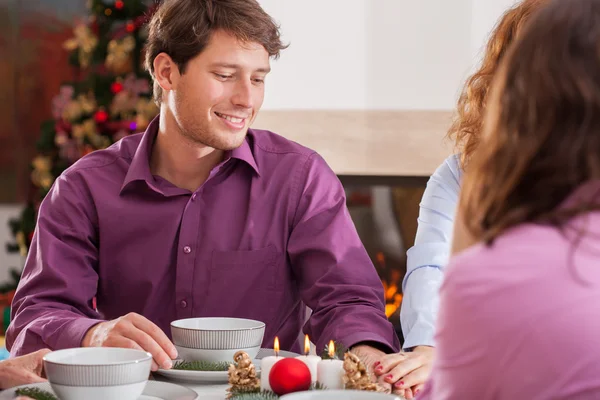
[[374, 346, 434, 398]]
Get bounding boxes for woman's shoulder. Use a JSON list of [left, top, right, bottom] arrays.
[[444, 222, 594, 299]]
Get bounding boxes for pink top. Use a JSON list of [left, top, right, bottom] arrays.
[[419, 211, 600, 399]]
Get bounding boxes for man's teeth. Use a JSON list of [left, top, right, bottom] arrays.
[[217, 113, 243, 123]]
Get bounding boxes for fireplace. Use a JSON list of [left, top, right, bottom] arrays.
[[343, 177, 427, 344]]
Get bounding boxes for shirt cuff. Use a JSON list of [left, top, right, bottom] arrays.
[[341, 331, 400, 354], [52, 318, 105, 350], [401, 324, 436, 350]]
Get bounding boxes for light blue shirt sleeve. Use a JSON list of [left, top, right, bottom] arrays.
[[400, 154, 462, 350]]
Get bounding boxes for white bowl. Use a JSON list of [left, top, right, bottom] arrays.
[[175, 344, 261, 362], [280, 391, 403, 400], [43, 347, 152, 400], [171, 317, 265, 350]]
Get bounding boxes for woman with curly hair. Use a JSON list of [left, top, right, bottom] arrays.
[[373, 0, 548, 398], [420, 0, 600, 396]]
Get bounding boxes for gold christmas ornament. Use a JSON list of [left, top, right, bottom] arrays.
[[106, 35, 136, 75], [32, 156, 52, 173], [134, 98, 158, 130], [110, 91, 138, 118], [63, 24, 98, 68], [226, 351, 260, 398], [62, 93, 96, 122], [15, 231, 27, 257], [343, 352, 385, 392], [72, 119, 97, 143]]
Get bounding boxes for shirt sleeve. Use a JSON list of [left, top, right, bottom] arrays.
[[400, 155, 461, 349], [286, 153, 401, 354], [7, 173, 105, 357]]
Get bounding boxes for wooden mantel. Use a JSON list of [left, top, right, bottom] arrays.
[[252, 110, 454, 178]]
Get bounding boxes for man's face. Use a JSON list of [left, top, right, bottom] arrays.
[[168, 30, 270, 150]]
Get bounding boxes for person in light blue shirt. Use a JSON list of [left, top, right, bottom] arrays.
[[372, 0, 550, 398], [402, 154, 461, 348]]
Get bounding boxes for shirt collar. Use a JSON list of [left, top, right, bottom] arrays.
[[225, 131, 260, 177], [120, 116, 159, 194], [120, 116, 260, 194]]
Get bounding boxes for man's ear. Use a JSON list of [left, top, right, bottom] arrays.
[[153, 52, 180, 93]]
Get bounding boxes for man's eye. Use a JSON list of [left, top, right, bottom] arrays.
[[214, 73, 232, 79], [252, 78, 265, 84]]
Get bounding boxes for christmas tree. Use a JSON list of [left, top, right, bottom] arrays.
[[2, 0, 159, 296]]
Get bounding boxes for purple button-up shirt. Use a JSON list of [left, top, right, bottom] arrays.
[[8, 117, 399, 357]]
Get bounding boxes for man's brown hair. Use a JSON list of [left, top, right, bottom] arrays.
[[144, 0, 287, 104]]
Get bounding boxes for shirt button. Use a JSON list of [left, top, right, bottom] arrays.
[[180, 300, 188, 308], [191, 193, 197, 201], [183, 246, 191, 254]]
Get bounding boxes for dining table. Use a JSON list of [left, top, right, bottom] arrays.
[[152, 376, 229, 399]]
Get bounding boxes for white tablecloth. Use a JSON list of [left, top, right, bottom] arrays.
[[153, 375, 229, 399]]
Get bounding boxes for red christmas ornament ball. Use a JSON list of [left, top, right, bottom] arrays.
[[126, 21, 136, 32], [110, 82, 123, 94], [115, 0, 124, 9], [269, 358, 311, 396], [94, 110, 109, 123]]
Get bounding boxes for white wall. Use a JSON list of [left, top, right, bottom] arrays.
[[259, 0, 526, 110], [471, 0, 519, 65]]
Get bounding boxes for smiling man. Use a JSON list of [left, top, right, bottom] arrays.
[[7, 0, 399, 386]]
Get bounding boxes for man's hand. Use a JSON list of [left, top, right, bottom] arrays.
[[82, 312, 178, 371], [374, 346, 434, 399], [350, 344, 393, 393], [0, 349, 50, 389]]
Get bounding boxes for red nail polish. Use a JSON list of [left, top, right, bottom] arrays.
[[374, 361, 380, 367], [386, 374, 394, 380], [375, 366, 383, 371]]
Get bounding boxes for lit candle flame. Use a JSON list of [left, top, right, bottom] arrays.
[[304, 334, 310, 355], [274, 336, 280, 357], [328, 340, 335, 358]]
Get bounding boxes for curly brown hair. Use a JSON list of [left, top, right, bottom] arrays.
[[461, 0, 600, 243], [448, 0, 548, 169]]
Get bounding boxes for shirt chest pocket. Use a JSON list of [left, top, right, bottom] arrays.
[[208, 245, 281, 297]]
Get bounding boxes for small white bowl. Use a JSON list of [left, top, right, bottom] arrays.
[[175, 344, 261, 362], [43, 347, 152, 400], [280, 390, 403, 400], [171, 317, 265, 350]]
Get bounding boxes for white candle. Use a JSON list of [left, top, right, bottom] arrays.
[[295, 335, 321, 383], [316, 340, 344, 389], [261, 337, 284, 392]]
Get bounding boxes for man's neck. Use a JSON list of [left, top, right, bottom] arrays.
[[150, 112, 224, 192]]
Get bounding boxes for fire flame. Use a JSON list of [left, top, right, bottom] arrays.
[[274, 336, 280, 356], [328, 340, 335, 358], [304, 334, 311, 355], [377, 252, 403, 318]]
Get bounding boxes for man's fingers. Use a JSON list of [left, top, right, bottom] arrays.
[[121, 326, 172, 370], [22, 371, 46, 384], [108, 335, 160, 371], [128, 313, 178, 359], [376, 374, 392, 394]]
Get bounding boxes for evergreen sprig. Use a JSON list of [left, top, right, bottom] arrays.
[[320, 340, 347, 360], [172, 360, 231, 371], [228, 389, 278, 400], [14, 387, 58, 400]]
